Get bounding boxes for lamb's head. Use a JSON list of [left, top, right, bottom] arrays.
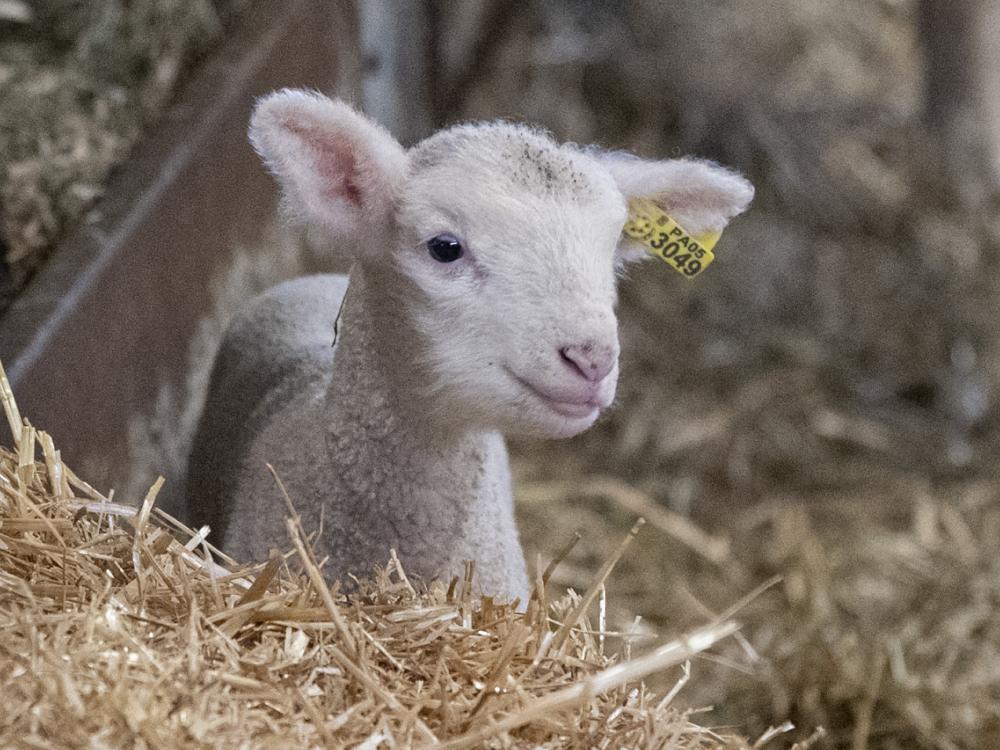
[[250, 90, 753, 438]]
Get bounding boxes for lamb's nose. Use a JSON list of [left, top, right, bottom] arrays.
[[559, 343, 617, 383]]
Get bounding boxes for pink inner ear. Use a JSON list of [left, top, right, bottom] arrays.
[[319, 147, 363, 207], [283, 119, 363, 207]]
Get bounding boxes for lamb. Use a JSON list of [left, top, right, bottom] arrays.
[[185, 89, 753, 603]]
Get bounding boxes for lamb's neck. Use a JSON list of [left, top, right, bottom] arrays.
[[315, 264, 526, 598], [322, 264, 492, 504]]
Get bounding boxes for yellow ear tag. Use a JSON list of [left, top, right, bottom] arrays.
[[623, 198, 721, 280]]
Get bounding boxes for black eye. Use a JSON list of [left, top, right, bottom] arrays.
[[427, 234, 464, 263]]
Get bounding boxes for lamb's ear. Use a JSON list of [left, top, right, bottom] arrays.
[[249, 89, 407, 236], [597, 154, 754, 263]]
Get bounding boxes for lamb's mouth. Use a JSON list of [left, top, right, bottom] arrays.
[[507, 370, 600, 420]]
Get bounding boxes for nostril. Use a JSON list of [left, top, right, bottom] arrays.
[[559, 347, 586, 378], [559, 344, 616, 383]]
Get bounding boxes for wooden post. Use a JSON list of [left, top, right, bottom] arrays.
[[358, 0, 435, 143], [918, 0, 1000, 195]]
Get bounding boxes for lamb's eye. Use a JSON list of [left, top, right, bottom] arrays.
[[427, 234, 464, 263]]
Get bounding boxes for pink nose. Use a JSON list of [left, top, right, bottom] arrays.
[[559, 343, 616, 383]]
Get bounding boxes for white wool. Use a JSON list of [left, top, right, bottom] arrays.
[[186, 91, 754, 602]]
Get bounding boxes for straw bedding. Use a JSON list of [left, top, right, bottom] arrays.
[[513, 465, 1000, 747], [0, 362, 809, 749], [0, 0, 222, 310]]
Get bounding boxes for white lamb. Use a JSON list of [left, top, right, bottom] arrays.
[[185, 89, 753, 603]]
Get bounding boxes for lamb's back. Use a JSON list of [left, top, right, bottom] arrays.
[[185, 274, 348, 540]]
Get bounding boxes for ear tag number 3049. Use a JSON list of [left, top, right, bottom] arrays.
[[623, 198, 722, 280]]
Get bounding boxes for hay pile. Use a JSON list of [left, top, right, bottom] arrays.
[[515, 473, 1000, 748], [703, 485, 1000, 749], [0, 0, 222, 310], [0, 363, 809, 749]]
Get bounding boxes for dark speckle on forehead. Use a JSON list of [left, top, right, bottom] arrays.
[[410, 123, 599, 200]]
